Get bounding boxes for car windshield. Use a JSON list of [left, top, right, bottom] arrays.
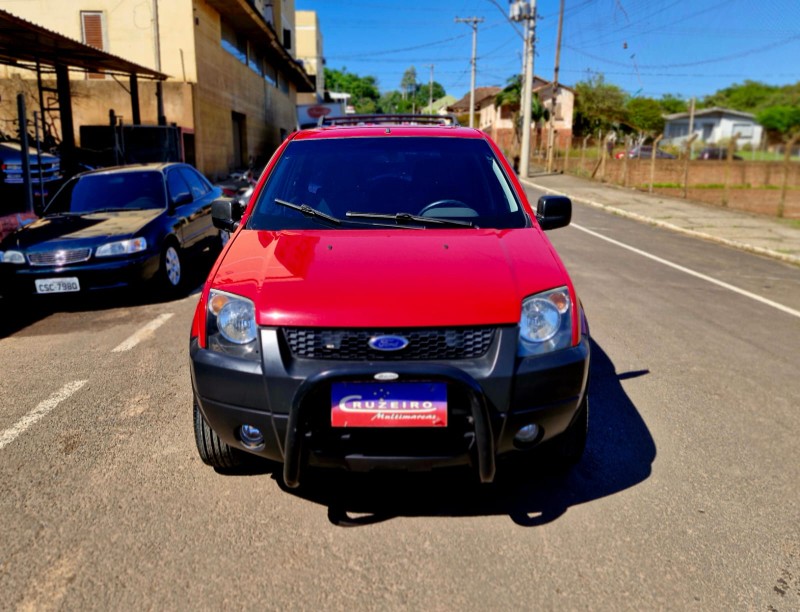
[[247, 137, 527, 230], [46, 171, 166, 215]]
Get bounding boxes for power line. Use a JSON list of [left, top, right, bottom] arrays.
[[564, 33, 800, 69]]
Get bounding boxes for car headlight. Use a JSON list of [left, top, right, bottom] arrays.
[[207, 289, 259, 360], [95, 237, 147, 258], [2, 250, 26, 264], [518, 287, 573, 356]]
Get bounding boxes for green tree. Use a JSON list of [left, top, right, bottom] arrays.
[[756, 105, 800, 139], [379, 90, 413, 114], [658, 94, 688, 114], [413, 82, 446, 111], [324, 67, 380, 113], [701, 80, 779, 112], [626, 97, 665, 135], [400, 66, 417, 100], [573, 74, 627, 136]]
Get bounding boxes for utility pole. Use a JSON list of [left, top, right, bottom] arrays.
[[455, 16, 484, 128], [426, 64, 434, 112], [510, 0, 536, 177], [545, 0, 565, 173], [152, 0, 166, 125]]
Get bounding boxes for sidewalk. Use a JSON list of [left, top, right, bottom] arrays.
[[520, 171, 800, 267]]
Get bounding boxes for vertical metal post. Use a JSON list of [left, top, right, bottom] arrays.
[[17, 94, 34, 214], [129, 74, 141, 125], [55, 64, 76, 178], [33, 112, 45, 211]]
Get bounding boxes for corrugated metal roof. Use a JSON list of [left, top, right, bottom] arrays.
[[0, 8, 166, 79]]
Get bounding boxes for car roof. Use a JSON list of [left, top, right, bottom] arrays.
[[78, 162, 184, 177], [292, 124, 487, 141]]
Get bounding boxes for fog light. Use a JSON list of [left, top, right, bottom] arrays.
[[239, 424, 265, 450], [513, 424, 541, 448]]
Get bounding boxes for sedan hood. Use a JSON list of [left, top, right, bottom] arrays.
[[212, 228, 570, 327], [4, 210, 163, 250]]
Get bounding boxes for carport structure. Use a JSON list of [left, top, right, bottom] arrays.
[[0, 8, 166, 206]]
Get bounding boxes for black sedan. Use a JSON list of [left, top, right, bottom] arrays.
[[0, 163, 223, 297]]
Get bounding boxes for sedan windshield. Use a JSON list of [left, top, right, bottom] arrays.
[[248, 137, 527, 230], [46, 171, 167, 215]]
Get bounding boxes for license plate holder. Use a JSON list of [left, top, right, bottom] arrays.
[[35, 277, 80, 294], [331, 381, 447, 428]]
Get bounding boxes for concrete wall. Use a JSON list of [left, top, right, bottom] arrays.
[[0, 74, 193, 141], [296, 10, 322, 104], [0, 0, 197, 81], [193, 0, 297, 178]]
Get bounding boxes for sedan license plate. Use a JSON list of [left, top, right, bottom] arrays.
[[331, 382, 447, 428], [35, 277, 80, 294]]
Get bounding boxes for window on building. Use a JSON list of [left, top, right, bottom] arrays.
[[221, 19, 247, 65], [667, 122, 689, 138], [249, 49, 265, 77], [81, 11, 106, 79], [264, 61, 277, 87], [278, 71, 289, 94], [732, 123, 754, 138]]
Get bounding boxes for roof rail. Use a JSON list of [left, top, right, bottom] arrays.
[[320, 114, 460, 127]]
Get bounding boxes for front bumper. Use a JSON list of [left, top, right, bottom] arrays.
[[0, 252, 160, 295], [190, 326, 590, 486]]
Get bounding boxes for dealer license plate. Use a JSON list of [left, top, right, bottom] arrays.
[[331, 382, 447, 428], [35, 277, 80, 294]]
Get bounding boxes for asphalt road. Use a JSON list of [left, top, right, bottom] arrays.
[[1, 191, 798, 610]]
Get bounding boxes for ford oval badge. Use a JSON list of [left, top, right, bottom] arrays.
[[368, 335, 409, 351]]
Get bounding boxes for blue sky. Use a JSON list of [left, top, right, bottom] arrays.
[[297, 0, 800, 101]]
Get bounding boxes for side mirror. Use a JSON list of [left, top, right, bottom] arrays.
[[536, 195, 571, 230], [212, 197, 246, 232]]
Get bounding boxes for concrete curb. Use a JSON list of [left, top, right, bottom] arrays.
[[520, 177, 800, 267]]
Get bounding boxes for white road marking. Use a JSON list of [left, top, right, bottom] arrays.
[[572, 223, 800, 320], [111, 313, 174, 353], [0, 380, 88, 451]]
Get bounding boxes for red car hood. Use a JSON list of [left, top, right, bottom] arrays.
[[211, 228, 569, 327]]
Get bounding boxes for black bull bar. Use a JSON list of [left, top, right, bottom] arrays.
[[281, 365, 496, 488]]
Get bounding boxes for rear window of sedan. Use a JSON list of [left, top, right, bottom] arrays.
[[46, 171, 167, 215], [247, 137, 528, 230]]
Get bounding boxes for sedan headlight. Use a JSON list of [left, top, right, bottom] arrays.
[[518, 287, 573, 356], [95, 237, 147, 258], [207, 289, 259, 359], [2, 250, 26, 264]]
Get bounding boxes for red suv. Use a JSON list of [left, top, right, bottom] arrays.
[[190, 117, 590, 486]]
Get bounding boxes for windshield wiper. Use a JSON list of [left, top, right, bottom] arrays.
[[275, 198, 342, 225], [345, 211, 474, 227]]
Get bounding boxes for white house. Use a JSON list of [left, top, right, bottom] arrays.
[[663, 107, 763, 147]]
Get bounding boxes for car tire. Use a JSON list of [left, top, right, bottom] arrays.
[[193, 399, 246, 469], [157, 242, 183, 294]]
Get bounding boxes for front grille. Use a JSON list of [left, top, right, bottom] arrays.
[[283, 327, 495, 361], [28, 248, 92, 266]]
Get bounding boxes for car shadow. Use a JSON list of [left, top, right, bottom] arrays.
[[0, 249, 218, 338], [259, 338, 656, 527]]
